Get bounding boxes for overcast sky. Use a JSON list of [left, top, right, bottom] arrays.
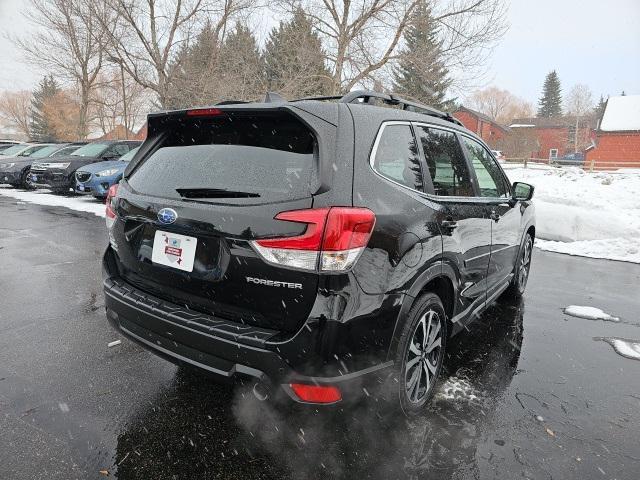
[[1, 0, 639, 105]]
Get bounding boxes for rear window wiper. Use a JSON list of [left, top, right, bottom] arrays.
[[176, 188, 260, 199]]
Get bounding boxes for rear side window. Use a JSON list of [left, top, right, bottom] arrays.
[[128, 112, 315, 203], [417, 127, 474, 197], [371, 124, 423, 191]]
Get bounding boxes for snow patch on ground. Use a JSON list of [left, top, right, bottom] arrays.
[[0, 185, 106, 218], [505, 166, 640, 263], [595, 337, 640, 361], [563, 305, 620, 322]]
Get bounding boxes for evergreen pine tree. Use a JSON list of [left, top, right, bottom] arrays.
[[392, 1, 453, 110], [594, 94, 607, 119], [211, 23, 265, 102], [263, 8, 331, 98], [165, 22, 221, 109], [537, 70, 563, 117], [30, 75, 61, 141]]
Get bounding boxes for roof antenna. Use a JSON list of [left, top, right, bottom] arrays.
[[264, 92, 286, 103]]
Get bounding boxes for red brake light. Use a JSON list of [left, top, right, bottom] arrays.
[[322, 207, 376, 251], [105, 184, 118, 219], [186, 108, 224, 117], [290, 383, 342, 403], [251, 207, 375, 271], [256, 208, 329, 250]]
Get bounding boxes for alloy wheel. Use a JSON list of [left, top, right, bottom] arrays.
[[405, 309, 443, 404], [518, 237, 532, 291]]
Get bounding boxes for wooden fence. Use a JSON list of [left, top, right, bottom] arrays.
[[503, 158, 640, 172]]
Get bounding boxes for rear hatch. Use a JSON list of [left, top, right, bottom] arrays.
[[109, 108, 334, 332]]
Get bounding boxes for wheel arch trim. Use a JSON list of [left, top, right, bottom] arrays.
[[386, 261, 458, 360]]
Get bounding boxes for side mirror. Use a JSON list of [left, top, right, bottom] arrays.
[[510, 182, 534, 206]]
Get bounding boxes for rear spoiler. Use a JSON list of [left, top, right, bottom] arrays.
[[123, 104, 341, 196]]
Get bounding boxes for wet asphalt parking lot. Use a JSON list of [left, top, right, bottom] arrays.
[[1, 195, 639, 480]]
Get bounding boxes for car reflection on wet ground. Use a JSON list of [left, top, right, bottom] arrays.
[[1, 198, 639, 480]]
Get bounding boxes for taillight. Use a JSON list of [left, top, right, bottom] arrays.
[[105, 184, 118, 228], [250, 207, 375, 271], [290, 383, 342, 403]]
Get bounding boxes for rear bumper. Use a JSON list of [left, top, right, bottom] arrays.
[[102, 248, 397, 402]]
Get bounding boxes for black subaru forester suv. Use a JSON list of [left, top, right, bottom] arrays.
[[102, 91, 535, 412]]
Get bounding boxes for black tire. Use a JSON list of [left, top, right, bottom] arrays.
[[20, 167, 34, 189], [504, 233, 533, 299], [393, 292, 447, 414]]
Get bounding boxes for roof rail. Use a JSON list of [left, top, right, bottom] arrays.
[[294, 90, 463, 127]]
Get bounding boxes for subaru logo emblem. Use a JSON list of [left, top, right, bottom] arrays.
[[158, 208, 177, 225]]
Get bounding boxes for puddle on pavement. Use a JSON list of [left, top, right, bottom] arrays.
[[594, 336, 640, 361]]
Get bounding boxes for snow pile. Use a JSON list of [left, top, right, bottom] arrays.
[[0, 186, 106, 218], [563, 305, 620, 322], [595, 337, 640, 361], [506, 166, 640, 263]]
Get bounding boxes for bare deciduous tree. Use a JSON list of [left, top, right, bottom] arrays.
[[276, 0, 507, 94], [497, 126, 538, 158], [42, 89, 81, 141], [466, 86, 533, 125], [0, 90, 32, 139], [91, 70, 150, 136], [565, 83, 594, 152], [96, 0, 251, 107], [14, 0, 104, 139]]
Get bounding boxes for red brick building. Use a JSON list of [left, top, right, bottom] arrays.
[[453, 106, 508, 148], [585, 95, 640, 168], [133, 123, 147, 141], [508, 116, 596, 160], [96, 124, 137, 141]]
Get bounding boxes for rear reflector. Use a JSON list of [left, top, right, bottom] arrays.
[[290, 383, 342, 403], [251, 207, 375, 271], [186, 108, 224, 117]]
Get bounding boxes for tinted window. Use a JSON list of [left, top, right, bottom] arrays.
[[30, 145, 60, 158], [71, 143, 110, 157], [417, 127, 474, 197], [462, 137, 509, 198], [104, 144, 132, 157], [51, 146, 81, 157], [128, 113, 315, 203], [118, 146, 139, 162], [372, 124, 423, 191], [18, 145, 47, 156], [0, 144, 27, 156]]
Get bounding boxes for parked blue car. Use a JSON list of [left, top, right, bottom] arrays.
[[74, 147, 139, 199]]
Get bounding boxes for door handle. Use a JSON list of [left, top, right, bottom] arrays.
[[490, 210, 501, 222]]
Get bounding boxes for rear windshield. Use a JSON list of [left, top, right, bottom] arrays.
[[128, 112, 316, 203]]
